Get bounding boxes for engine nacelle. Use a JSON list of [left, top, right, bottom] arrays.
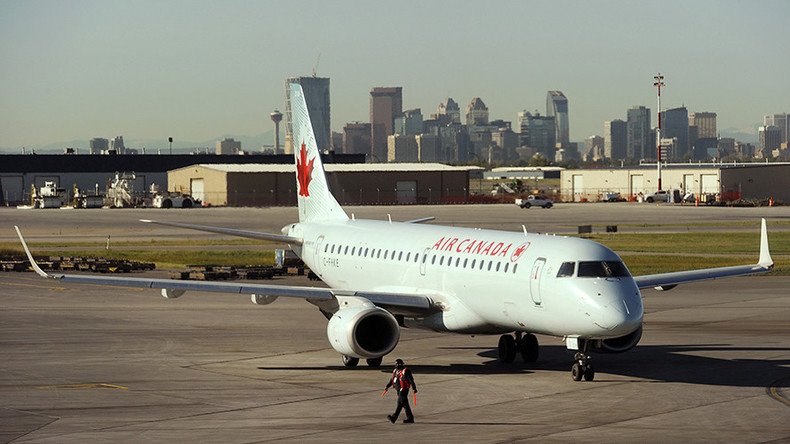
[[589, 326, 643, 353], [251, 294, 278, 305], [326, 305, 400, 359], [161, 289, 185, 299]]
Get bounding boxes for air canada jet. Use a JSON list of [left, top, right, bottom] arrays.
[[15, 84, 774, 381]]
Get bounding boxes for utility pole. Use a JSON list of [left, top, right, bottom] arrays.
[[653, 73, 664, 191]]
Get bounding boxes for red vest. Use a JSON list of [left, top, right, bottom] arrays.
[[393, 368, 410, 389]]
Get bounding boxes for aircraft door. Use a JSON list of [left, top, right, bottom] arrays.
[[314, 235, 325, 276], [530, 258, 546, 305]]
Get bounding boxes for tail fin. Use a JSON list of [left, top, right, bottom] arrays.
[[289, 83, 348, 222]]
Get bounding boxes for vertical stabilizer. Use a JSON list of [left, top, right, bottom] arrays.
[[289, 83, 348, 222]]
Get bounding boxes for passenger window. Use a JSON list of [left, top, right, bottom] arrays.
[[557, 262, 575, 277], [331, 244, 335, 254], [364, 248, 369, 256], [495, 262, 501, 272], [471, 259, 476, 269], [377, 250, 381, 259], [431, 255, 436, 264], [463, 258, 468, 268], [324, 244, 328, 253], [480, 260, 485, 270], [406, 252, 411, 262], [513, 264, 518, 273], [384, 249, 389, 259], [351, 247, 356, 255], [398, 251, 403, 261], [344, 246, 349, 255], [504, 263, 509, 273], [439, 256, 444, 265]]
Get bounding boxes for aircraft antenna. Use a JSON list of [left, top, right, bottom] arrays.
[[522, 225, 528, 236], [387, 214, 392, 224]]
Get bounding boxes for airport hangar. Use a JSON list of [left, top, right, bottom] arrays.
[[167, 163, 483, 206], [0, 153, 364, 205], [560, 162, 790, 202]]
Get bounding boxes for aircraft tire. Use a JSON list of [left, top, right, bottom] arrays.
[[498, 335, 516, 363], [519, 334, 539, 362], [583, 364, 595, 381], [366, 357, 383, 368], [571, 362, 584, 381], [342, 355, 359, 367]]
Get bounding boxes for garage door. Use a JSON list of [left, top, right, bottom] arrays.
[[683, 174, 695, 194], [190, 178, 205, 202], [630, 175, 645, 195], [396, 181, 416, 204], [701, 174, 718, 194], [571, 175, 583, 202]]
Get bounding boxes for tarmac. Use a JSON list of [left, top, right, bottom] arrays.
[[1, 204, 789, 442]]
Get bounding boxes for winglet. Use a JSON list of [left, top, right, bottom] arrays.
[[759, 218, 773, 268], [13, 226, 55, 279]]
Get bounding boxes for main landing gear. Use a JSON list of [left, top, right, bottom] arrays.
[[571, 342, 594, 382], [341, 355, 383, 368], [497, 332, 539, 363]]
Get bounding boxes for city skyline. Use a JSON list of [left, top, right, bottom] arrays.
[[1, 0, 788, 151]]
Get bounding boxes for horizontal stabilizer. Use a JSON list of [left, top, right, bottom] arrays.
[[140, 219, 302, 245]]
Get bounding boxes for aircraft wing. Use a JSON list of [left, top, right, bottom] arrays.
[[14, 226, 434, 313], [139, 219, 302, 245], [632, 219, 774, 290]]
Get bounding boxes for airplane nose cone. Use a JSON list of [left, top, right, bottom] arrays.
[[596, 295, 643, 335]]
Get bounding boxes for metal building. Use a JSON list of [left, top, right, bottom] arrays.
[[560, 162, 790, 202], [167, 163, 480, 207]]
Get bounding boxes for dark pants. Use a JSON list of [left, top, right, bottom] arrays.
[[393, 388, 413, 420]]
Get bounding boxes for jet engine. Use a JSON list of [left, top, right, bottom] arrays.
[[589, 326, 643, 353], [326, 305, 400, 359]]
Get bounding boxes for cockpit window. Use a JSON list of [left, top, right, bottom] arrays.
[[577, 261, 630, 278], [557, 262, 575, 277]]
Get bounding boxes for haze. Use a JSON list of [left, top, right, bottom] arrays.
[[1, 0, 788, 150]]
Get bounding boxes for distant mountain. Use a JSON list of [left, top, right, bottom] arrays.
[[719, 126, 758, 144], [0, 130, 277, 154]]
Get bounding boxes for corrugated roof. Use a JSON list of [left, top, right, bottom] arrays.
[[188, 163, 484, 173]]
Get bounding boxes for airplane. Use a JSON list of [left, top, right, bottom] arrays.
[[14, 83, 774, 382]]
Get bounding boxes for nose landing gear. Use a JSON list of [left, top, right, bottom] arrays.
[[571, 346, 595, 381]]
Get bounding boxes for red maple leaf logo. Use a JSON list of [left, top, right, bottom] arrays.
[[510, 242, 530, 262], [296, 142, 315, 197]]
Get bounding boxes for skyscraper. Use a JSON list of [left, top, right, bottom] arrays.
[[465, 97, 489, 126], [370, 87, 403, 162], [342, 122, 371, 155], [546, 91, 569, 146], [689, 112, 717, 139], [519, 112, 556, 159], [285, 76, 331, 154], [759, 125, 781, 152], [437, 98, 461, 124], [604, 120, 627, 160], [626, 106, 651, 159], [764, 113, 788, 144], [660, 107, 689, 159]]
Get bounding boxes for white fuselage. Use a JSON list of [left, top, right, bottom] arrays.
[[288, 219, 644, 340]]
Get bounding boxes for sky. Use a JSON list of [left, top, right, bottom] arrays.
[[1, 0, 788, 151]]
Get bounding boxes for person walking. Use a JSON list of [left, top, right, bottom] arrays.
[[383, 358, 417, 423]]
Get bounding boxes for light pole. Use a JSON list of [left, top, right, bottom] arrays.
[[653, 73, 664, 191], [168, 137, 173, 155]]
